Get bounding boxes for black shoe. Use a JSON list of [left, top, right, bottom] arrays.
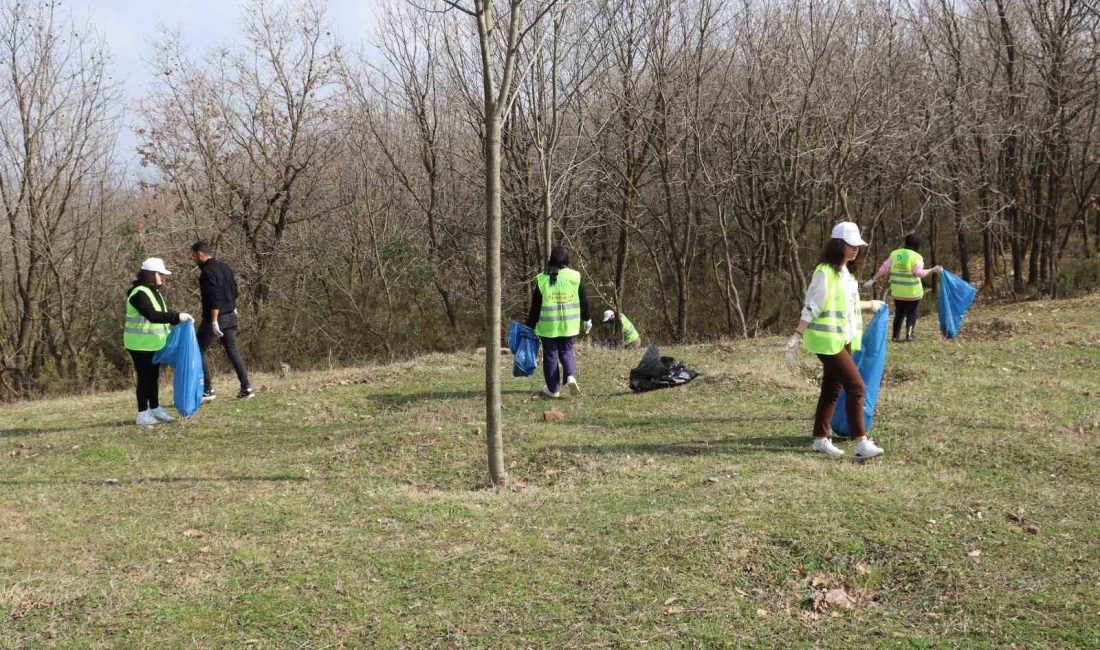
[[236, 387, 256, 400], [201, 391, 216, 403]]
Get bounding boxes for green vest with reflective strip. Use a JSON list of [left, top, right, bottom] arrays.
[[802, 264, 862, 355], [124, 286, 170, 352], [889, 248, 924, 299], [535, 269, 582, 338], [620, 314, 640, 345]]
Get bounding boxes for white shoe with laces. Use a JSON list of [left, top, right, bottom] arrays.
[[540, 386, 561, 399], [150, 407, 176, 423], [854, 438, 885, 459], [565, 376, 581, 396], [136, 410, 158, 427], [812, 437, 845, 458]]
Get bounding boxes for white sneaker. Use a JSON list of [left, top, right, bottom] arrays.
[[854, 438, 885, 459], [812, 437, 845, 458], [150, 407, 176, 423], [135, 410, 158, 427], [540, 386, 561, 399], [565, 376, 581, 396]]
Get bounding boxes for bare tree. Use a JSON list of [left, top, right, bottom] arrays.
[[0, 0, 122, 398], [139, 0, 346, 343], [438, 0, 561, 486]]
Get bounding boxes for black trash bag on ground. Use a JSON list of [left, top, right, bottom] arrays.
[[629, 345, 699, 393]]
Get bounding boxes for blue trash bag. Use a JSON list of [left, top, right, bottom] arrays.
[[508, 321, 540, 378], [938, 269, 978, 339], [153, 321, 205, 417], [832, 306, 890, 437]]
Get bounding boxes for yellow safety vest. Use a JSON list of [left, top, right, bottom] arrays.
[[124, 286, 170, 352], [889, 248, 924, 299], [802, 264, 862, 355], [535, 269, 582, 338], [620, 314, 640, 345]]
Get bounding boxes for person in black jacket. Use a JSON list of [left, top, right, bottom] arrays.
[[124, 258, 192, 426], [191, 242, 254, 400], [525, 245, 591, 398]]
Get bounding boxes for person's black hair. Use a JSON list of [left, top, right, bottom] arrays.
[[547, 245, 569, 284], [904, 233, 921, 251], [136, 269, 158, 286], [191, 241, 211, 255], [819, 238, 862, 274]]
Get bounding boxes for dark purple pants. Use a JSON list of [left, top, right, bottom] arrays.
[[541, 336, 577, 393]]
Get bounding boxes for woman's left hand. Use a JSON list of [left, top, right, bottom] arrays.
[[784, 334, 801, 363], [870, 300, 887, 313]]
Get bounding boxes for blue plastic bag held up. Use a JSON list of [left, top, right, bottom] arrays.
[[508, 321, 540, 378], [832, 306, 890, 437], [153, 321, 205, 417], [938, 269, 978, 339]]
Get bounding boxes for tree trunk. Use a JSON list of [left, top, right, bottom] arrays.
[[484, 115, 505, 487]]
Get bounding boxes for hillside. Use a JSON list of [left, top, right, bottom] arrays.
[[2, 296, 1098, 648]]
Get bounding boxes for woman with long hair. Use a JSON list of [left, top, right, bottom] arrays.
[[864, 233, 943, 341], [124, 258, 192, 426], [525, 245, 591, 398], [785, 223, 886, 459]]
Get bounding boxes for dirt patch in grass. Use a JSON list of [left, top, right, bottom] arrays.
[[961, 316, 1032, 341], [884, 365, 926, 384]]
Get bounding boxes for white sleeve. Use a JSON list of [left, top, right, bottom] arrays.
[[800, 270, 828, 322]]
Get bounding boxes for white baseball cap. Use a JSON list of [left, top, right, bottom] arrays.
[[831, 222, 868, 247], [603, 309, 616, 323], [141, 257, 172, 275]]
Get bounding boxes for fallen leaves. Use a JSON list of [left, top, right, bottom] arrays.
[[824, 588, 857, 610], [182, 529, 204, 539], [1007, 511, 1041, 535], [810, 583, 873, 613], [805, 573, 875, 614], [543, 409, 565, 422]]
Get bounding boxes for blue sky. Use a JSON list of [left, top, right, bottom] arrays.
[[62, 0, 380, 172]]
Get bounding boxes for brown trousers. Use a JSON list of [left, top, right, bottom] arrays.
[[814, 346, 866, 438]]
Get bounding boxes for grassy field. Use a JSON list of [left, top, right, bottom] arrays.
[[1, 295, 1097, 648]]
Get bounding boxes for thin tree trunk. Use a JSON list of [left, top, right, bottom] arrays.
[[484, 115, 505, 486]]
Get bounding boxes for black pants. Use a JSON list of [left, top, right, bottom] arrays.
[[893, 299, 920, 339], [129, 350, 161, 412], [198, 312, 250, 393]]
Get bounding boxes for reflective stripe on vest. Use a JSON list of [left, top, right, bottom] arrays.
[[889, 248, 924, 299], [620, 314, 640, 345], [535, 269, 582, 338], [124, 286, 170, 352], [802, 264, 862, 356]]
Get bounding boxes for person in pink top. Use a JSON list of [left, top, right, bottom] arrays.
[[864, 234, 942, 341]]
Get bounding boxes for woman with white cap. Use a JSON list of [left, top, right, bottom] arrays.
[[785, 223, 886, 459], [124, 257, 193, 426], [602, 309, 642, 349]]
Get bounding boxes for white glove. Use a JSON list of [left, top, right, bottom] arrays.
[[583, 319, 593, 335], [212, 320, 224, 338], [862, 279, 875, 291], [178, 313, 193, 323], [785, 333, 801, 364], [870, 300, 887, 313]]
